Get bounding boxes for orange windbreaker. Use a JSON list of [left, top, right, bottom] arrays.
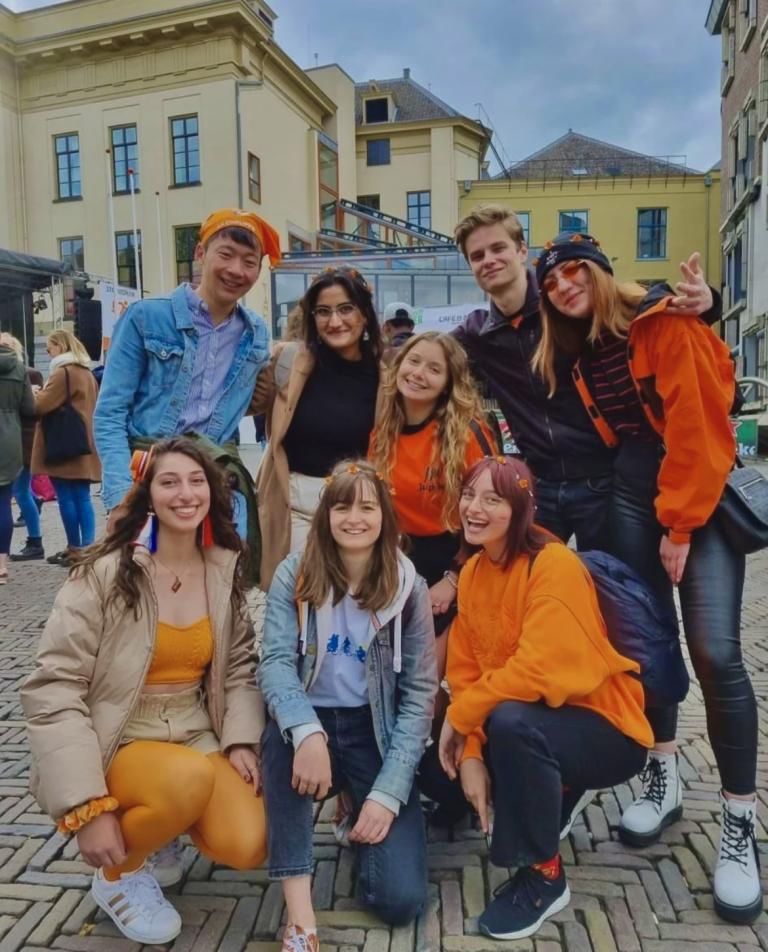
[[573, 295, 736, 544], [445, 543, 653, 762], [369, 418, 494, 536]]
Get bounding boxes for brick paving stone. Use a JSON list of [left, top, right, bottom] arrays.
[[1, 480, 768, 950]]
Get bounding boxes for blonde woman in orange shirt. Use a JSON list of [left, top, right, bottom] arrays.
[[439, 456, 652, 942]]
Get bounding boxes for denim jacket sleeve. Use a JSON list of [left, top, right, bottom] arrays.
[[258, 554, 320, 740], [93, 304, 148, 511], [371, 576, 438, 806]]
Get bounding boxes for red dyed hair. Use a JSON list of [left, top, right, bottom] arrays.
[[458, 456, 553, 569]]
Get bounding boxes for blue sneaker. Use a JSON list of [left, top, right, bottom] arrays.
[[479, 865, 570, 940]]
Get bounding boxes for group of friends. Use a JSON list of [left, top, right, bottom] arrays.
[[13, 203, 760, 948]]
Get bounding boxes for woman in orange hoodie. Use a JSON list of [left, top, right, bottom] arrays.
[[439, 456, 652, 942], [532, 232, 759, 925]]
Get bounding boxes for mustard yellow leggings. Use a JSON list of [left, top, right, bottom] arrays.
[[103, 741, 267, 880]]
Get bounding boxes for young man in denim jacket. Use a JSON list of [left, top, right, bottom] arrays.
[[94, 209, 280, 525]]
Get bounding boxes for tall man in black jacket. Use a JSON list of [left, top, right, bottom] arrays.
[[451, 205, 716, 549]]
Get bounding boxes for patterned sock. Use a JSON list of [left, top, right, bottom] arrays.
[[531, 854, 561, 880]]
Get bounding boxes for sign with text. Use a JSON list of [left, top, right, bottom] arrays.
[[412, 301, 487, 333], [96, 280, 141, 355]]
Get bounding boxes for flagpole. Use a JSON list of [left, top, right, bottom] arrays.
[[155, 191, 165, 291], [128, 167, 142, 297], [105, 149, 118, 290]]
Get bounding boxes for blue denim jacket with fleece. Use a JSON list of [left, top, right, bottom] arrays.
[[259, 550, 438, 815], [93, 285, 269, 510]]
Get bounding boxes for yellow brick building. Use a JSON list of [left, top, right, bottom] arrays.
[[460, 132, 722, 289]]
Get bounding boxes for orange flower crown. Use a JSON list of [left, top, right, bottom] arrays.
[[324, 462, 395, 495], [483, 454, 533, 497]]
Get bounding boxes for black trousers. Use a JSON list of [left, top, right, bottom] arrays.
[[607, 442, 756, 795], [484, 701, 646, 867]]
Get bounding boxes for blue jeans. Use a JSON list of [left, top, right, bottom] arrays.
[[534, 473, 612, 550], [51, 478, 95, 549], [0, 482, 13, 555], [12, 468, 40, 538], [261, 706, 428, 926]]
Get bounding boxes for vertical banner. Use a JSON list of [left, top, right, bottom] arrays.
[[96, 280, 141, 356]]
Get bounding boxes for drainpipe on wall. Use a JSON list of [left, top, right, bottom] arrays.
[[14, 61, 29, 252], [703, 172, 712, 280], [235, 48, 272, 207]]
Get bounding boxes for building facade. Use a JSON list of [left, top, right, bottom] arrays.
[[460, 131, 722, 290], [706, 0, 768, 384]]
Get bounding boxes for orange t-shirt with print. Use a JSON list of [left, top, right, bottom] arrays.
[[371, 417, 494, 537]]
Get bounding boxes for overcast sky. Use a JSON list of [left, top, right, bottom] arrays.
[[6, 0, 722, 173]]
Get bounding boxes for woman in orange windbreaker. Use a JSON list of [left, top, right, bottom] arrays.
[[532, 231, 760, 926], [438, 455, 651, 942]]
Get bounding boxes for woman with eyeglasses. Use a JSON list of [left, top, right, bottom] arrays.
[[252, 269, 383, 591], [532, 232, 760, 925]]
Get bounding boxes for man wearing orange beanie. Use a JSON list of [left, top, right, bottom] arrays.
[[94, 209, 281, 527]]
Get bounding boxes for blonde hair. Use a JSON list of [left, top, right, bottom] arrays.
[[532, 261, 647, 397], [47, 329, 91, 366], [370, 332, 485, 532], [454, 205, 525, 257], [0, 333, 23, 360], [297, 460, 401, 612]]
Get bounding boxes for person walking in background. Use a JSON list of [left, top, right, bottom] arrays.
[[0, 333, 46, 562], [380, 301, 416, 349], [31, 330, 100, 566], [533, 231, 761, 924], [259, 460, 437, 949], [0, 334, 35, 584], [252, 268, 383, 590]]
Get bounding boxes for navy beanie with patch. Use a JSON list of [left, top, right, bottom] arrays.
[[534, 232, 613, 288]]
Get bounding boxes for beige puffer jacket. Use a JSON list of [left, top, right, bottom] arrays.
[[22, 545, 264, 821]]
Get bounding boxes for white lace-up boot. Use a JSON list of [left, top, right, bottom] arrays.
[[91, 866, 182, 944], [713, 794, 763, 924], [618, 750, 682, 847]]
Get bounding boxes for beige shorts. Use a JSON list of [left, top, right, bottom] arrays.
[[288, 472, 326, 554], [121, 684, 219, 755]]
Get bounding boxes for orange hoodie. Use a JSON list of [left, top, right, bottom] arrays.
[[446, 543, 653, 761], [573, 295, 736, 544]]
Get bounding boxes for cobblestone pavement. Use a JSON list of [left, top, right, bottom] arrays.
[[1, 496, 768, 952]]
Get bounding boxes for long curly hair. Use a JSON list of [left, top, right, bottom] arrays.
[[370, 332, 485, 532], [296, 459, 401, 612], [70, 437, 247, 617]]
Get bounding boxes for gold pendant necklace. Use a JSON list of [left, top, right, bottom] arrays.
[[152, 553, 196, 593]]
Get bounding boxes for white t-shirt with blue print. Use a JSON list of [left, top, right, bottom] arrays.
[[307, 594, 371, 708]]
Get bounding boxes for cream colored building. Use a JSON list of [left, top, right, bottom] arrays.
[[0, 0, 347, 318], [0, 1, 490, 330]]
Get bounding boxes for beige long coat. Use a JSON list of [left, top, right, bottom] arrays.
[[31, 361, 101, 482], [251, 342, 316, 591], [22, 545, 265, 821]]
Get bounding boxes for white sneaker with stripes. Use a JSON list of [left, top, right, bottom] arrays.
[[91, 866, 182, 945]]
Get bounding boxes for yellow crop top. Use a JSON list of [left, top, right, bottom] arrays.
[[145, 617, 214, 685]]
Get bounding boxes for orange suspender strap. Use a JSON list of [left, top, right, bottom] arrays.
[[571, 360, 619, 449]]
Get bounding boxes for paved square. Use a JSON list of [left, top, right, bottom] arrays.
[[1, 497, 766, 951]]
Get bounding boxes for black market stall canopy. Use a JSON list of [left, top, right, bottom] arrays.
[[0, 247, 74, 365]]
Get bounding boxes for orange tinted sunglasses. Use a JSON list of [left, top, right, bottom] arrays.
[[541, 259, 585, 294]]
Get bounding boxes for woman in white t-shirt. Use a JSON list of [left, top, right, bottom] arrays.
[[259, 459, 437, 952]]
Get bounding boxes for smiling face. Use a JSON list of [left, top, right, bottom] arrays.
[[542, 260, 594, 319], [459, 467, 513, 563], [195, 232, 262, 311], [464, 223, 528, 298], [314, 283, 366, 360], [149, 452, 211, 536], [329, 479, 383, 556], [396, 338, 449, 416]]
